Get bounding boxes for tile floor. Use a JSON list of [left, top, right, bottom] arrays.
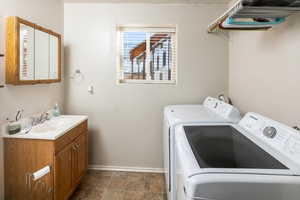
[[71, 170, 167, 200]]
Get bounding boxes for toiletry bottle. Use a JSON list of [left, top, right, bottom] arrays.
[[52, 103, 61, 117]]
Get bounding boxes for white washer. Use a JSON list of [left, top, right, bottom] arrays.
[[164, 97, 241, 200], [175, 112, 300, 200]]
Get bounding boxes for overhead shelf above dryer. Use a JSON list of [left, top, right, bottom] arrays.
[[208, 0, 300, 33]]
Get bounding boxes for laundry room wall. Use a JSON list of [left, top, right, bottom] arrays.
[[0, 0, 64, 199], [64, 3, 229, 170], [228, 9, 300, 126]]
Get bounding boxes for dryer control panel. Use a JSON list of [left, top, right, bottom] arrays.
[[203, 97, 241, 123], [239, 112, 300, 166]]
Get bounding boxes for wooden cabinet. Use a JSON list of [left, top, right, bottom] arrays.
[[5, 16, 61, 85], [72, 133, 88, 186], [4, 120, 88, 200], [54, 130, 88, 200], [4, 140, 55, 200], [55, 144, 73, 200]]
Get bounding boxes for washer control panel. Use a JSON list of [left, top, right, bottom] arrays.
[[239, 112, 300, 165], [203, 97, 241, 122]]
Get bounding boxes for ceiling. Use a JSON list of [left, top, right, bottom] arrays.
[[64, 0, 231, 4]]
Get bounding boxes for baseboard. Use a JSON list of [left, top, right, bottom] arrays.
[[88, 165, 164, 173]]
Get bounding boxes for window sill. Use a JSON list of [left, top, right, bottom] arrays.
[[118, 79, 176, 85]]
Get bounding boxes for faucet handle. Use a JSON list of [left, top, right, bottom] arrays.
[[45, 112, 50, 121], [30, 117, 37, 126], [40, 112, 51, 122], [39, 112, 46, 123]]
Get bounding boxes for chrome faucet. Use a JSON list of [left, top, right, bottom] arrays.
[[39, 112, 50, 123], [30, 112, 50, 126]]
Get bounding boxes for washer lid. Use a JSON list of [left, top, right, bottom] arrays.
[[175, 115, 300, 178], [165, 105, 225, 127], [164, 97, 241, 127], [184, 125, 288, 169]]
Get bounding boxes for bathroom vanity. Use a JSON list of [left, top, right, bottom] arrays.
[[3, 116, 88, 200]]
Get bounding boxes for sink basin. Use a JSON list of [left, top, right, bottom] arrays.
[[30, 117, 72, 134], [3, 115, 88, 140], [30, 124, 57, 133]]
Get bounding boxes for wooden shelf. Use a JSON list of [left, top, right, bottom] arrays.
[[207, 0, 241, 33], [207, 0, 300, 33]]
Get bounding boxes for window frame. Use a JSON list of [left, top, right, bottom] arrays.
[[116, 25, 178, 85]]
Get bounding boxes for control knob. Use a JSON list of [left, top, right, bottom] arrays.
[[263, 126, 277, 139]]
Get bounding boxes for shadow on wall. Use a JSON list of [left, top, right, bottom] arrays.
[[258, 14, 300, 46], [63, 45, 72, 105], [88, 127, 105, 166]]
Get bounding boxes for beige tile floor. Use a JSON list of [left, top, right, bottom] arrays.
[[71, 170, 167, 200]]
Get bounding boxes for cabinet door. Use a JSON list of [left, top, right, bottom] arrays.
[[54, 144, 73, 200], [19, 23, 35, 80], [72, 132, 88, 185], [4, 139, 54, 200], [30, 173, 54, 200], [49, 35, 59, 79], [35, 29, 49, 80]]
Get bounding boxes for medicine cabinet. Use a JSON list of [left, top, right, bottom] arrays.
[[5, 17, 61, 85]]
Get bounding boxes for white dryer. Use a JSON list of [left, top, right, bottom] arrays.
[[175, 113, 300, 200], [164, 97, 241, 200]]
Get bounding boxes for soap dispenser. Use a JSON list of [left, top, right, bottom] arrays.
[[52, 103, 61, 117]]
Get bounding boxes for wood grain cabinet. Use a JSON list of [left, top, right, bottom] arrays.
[[4, 120, 88, 200], [5, 16, 61, 85]]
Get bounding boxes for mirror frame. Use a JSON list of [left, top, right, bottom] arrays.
[[5, 16, 62, 85]]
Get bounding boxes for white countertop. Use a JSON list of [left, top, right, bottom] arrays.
[[3, 115, 88, 140]]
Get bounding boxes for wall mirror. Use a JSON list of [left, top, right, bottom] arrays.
[[5, 17, 61, 85]]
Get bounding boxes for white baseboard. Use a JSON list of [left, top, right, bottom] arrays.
[[88, 165, 164, 173]]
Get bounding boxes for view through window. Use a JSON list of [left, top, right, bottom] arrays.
[[117, 26, 177, 84]]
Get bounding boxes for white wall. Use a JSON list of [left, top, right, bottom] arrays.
[[229, 14, 300, 127], [64, 3, 228, 169], [64, 0, 230, 3], [0, 0, 64, 199]]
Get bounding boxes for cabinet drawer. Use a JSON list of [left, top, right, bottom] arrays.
[[55, 121, 87, 154]]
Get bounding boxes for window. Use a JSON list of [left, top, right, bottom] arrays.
[[117, 26, 177, 84]]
